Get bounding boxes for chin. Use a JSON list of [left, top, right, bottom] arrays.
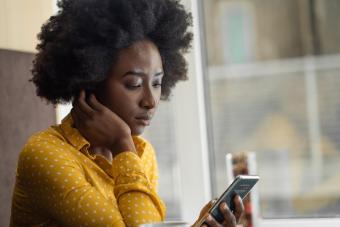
[[131, 126, 146, 136]]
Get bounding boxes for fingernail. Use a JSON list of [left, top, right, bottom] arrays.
[[207, 215, 212, 221], [221, 202, 228, 209]]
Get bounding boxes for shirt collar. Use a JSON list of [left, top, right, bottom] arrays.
[[59, 113, 147, 157], [60, 113, 91, 153]]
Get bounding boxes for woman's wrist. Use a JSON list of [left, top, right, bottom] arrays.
[[109, 136, 136, 157]]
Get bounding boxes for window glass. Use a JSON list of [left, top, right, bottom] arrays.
[[202, 0, 340, 218]]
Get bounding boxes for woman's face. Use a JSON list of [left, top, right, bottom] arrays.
[[96, 40, 163, 135]]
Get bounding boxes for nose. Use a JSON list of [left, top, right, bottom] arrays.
[[140, 87, 156, 110]]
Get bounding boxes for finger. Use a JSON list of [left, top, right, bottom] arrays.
[[212, 198, 218, 205], [206, 200, 216, 212], [72, 99, 88, 124], [219, 202, 236, 226], [71, 108, 82, 128], [77, 90, 96, 117], [233, 195, 244, 223], [87, 94, 107, 112], [204, 214, 221, 227], [193, 212, 209, 227], [199, 198, 218, 219]]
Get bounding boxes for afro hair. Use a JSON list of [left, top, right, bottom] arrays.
[[31, 0, 193, 104]]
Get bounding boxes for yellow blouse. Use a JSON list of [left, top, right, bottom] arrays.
[[10, 113, 166, 227]]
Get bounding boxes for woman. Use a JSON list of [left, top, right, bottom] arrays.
[[10, 0, 243, 226]]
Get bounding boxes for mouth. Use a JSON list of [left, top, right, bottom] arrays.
[[135, 114, 152, 126]]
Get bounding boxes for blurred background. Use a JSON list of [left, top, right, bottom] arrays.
[[201, 0, 340, 219], [1, 0, 340, 226]]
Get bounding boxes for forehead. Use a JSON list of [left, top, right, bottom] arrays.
[[113, 40, 163, 72]]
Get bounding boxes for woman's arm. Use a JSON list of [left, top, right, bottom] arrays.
[[111, 151, 166, 225], [18, 142, 165, 227]]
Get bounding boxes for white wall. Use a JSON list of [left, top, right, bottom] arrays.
[[0, 0, 54, 52]]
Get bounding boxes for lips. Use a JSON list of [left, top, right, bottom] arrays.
[[135, 114, 153, 126]]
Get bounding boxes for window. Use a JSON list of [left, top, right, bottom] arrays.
[[200, 0, 340, 220]]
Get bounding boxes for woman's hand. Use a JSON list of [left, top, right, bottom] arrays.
[[71, 90, 136, 156], [193, 195, 244, 227]]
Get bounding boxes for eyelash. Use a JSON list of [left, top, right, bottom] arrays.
[[126, 84, 141, 90], [153, 83, 162, 88], [125, 83, 162, 90]]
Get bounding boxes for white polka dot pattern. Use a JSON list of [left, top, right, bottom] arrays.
[[10, 113, 166, 227]]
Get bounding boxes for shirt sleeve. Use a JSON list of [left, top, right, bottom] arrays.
[[18, 141, 165, 227], [111, 152, 166, 226], [144, 142, 160, 193]]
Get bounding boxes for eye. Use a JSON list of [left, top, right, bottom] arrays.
[[152, 83, 162, 88], [124, 77, 143, 90], [125, 83, 142, 90], [152, 78, 163, 88]]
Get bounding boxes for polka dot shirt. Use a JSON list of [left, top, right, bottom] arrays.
[[10, 113, 166, 227]]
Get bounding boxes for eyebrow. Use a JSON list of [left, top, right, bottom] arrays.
[[122, 70, 164, 77]]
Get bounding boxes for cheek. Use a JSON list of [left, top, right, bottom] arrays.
[[105, 87, 137, 121]]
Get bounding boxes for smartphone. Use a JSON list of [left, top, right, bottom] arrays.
[[196, 175, 259, 226]]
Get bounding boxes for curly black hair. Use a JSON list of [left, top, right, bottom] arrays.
[[31, 0, 193, 104]]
